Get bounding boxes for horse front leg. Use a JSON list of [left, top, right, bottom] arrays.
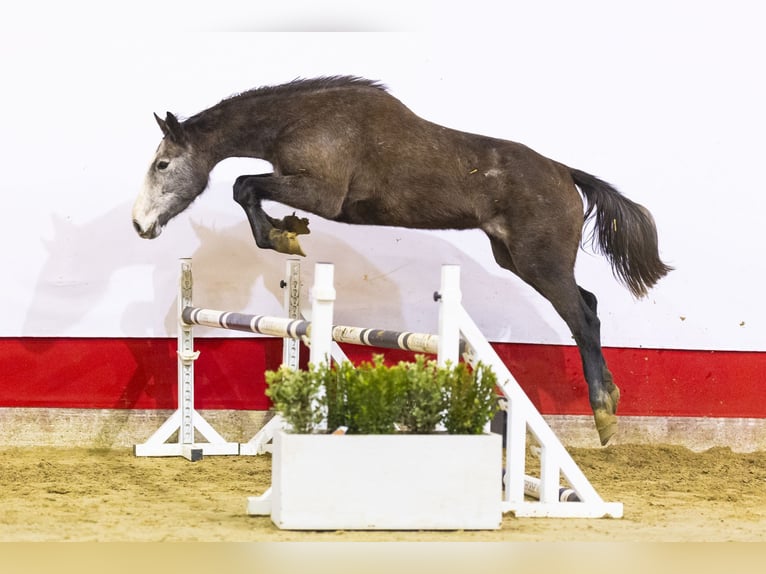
[[233, 174, 311, 256]]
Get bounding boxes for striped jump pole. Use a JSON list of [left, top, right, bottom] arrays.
[[180, 307, 463, 357], [180, 260, 468, 359], [181, 307, 312, 340]]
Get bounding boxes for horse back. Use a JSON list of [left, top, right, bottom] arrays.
[[268, 87, 576, 229]]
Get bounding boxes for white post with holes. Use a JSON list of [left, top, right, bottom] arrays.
[[133, 258, 240, 461]]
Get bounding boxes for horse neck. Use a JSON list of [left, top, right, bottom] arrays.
[[187, 97, 284, 165]]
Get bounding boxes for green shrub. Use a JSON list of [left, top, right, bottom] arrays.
[[324, 359, 354, 432], [264, 366, 324, 434], [398, 355, 446, 434], [324, 355, 405, 434], [441, 361, 499, 435], [265, 355, 499, 435], [344, 355, 406, 434]]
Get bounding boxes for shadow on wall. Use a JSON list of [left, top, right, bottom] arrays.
[[170, 213, 569, 343], [22, 195, 570, 347], [22, 203, 160, 338], [181, 212, 572, 413], [20, 197, 571, 418], [149, 218, 412, 335]]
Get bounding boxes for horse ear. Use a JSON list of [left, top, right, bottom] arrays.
[[154, 111, 186, 143], [154, 112, 170, 136], [163, 112, 187, 144]]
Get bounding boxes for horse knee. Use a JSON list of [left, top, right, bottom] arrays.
[[233, 176, 255, 205]]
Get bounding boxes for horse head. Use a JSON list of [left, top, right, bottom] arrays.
[[132, 112, 210, 239]]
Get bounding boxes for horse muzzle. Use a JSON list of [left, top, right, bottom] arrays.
[[133, 218, 161, 239]]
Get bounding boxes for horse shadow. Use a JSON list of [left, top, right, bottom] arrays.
[[191, 214, 571, 415], [147, 209, 571, 416], [22, 201, 569, 446], [182, 211, 570, 388]]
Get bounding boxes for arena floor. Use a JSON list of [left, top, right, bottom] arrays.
[[1, 444, 764, 541]]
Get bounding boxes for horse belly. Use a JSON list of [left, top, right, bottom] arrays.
[[336, 179, 483, 230]]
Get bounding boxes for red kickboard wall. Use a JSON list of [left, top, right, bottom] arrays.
[[0, 337, 764, 418]]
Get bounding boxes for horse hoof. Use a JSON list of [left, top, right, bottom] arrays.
[[281, 212, 311, 235], [269, 229, 306, 256], [594, 410, 618, 446]]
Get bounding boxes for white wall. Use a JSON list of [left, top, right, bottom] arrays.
[[2, 1, 764, 351]]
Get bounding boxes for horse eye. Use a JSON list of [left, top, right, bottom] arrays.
[[156, 160, 170, 171]]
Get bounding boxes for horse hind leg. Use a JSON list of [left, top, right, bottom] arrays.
[[546, 278, 619, 445], [488, 233, 619, 445], [579, 286, 620, 412]]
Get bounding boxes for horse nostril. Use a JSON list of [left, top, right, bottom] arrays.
[[133, 219, 161, 239]]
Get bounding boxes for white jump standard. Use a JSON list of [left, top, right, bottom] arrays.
[[133, 258, 239, 461], [243, 260, 624, 521], [133, 258, 459, 460], [135, 257, 622, 520]]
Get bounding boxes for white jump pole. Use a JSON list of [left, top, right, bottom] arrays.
[[436, 264, 461, 367], [308, 263, 335, 368]]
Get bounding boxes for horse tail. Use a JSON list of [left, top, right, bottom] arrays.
[[570, 168, 672, 298]]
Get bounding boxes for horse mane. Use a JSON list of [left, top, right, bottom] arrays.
[[183, 76, 388, 138], [182, 76, 388, 128], [223, 76, 388, 106]]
